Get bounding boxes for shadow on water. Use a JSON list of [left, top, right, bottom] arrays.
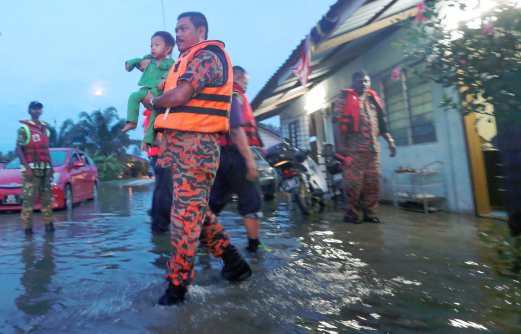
[[0, 181, 519, 333]]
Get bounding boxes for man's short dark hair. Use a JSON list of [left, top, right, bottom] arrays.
[[233, 66, 247, 76], [352, 70, 369, 81], [152, 31, 175, 53], [28, 101, 43, 111], [178, 12, 208, 39]]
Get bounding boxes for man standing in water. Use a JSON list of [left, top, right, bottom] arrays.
[[209, 66, 264, 253], [144, 12, 252, 305], [16, 101, 54, 235], [334, 71, 396, 224]]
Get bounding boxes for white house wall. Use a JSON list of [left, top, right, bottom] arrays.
[[279, 29, 475, 213], [258, 129, 282, 149]]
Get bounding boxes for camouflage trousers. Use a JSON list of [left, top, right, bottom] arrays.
[[21, 170, 53, 229], [157, 130, 231, 287], [342, 151, 380, 220]]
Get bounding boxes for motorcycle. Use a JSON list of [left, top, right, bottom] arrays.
[[264, 142, 328, 215], [323, 143, 348, 208]]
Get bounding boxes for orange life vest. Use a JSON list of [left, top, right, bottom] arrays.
[[154, 40, 233, 133]]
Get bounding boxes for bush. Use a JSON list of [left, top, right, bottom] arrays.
[[91, 154, 124, 181]]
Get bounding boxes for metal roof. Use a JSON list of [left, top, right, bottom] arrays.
[[252, 0, 423, 120]]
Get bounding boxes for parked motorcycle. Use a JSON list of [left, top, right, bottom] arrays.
[[323, 143, 347, 208], [264, 142, 328, 215]]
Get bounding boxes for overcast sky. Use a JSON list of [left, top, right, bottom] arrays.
[[0, 0, 335, 153]]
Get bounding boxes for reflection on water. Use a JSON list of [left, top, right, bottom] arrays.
[[16, 234, 55, 317], [0, 180, 519, 333]]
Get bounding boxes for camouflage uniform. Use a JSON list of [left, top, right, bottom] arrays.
[[156, 49, 232, 287], [335, 93, 388, 220], [17, 126, 53, 229]]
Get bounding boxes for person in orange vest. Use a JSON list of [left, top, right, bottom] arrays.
[[16, 101, 55, 235], [142, 110, 171, 233], [333, 71, 397, 224], [143, 11, 252, 305], [209, 66, 264, 253]]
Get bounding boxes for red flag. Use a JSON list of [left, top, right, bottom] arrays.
[[292, 34, 311, 86]]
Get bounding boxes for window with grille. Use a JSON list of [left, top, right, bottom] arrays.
[[288, 120, 299, 148], [382, 68, 437, 146]]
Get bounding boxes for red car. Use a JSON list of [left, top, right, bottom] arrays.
[[0, 148, 99, 211]]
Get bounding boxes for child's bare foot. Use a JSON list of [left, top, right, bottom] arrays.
[[121, 122, 137, 132]]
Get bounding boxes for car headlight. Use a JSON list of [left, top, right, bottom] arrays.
[[52, 172, 61, 185]]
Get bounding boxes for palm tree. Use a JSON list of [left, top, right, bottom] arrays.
[[48, 119, 77, 148], [74, 107, 139, 157], [47, 107, 143, 179], [0, 150, 15, 163]]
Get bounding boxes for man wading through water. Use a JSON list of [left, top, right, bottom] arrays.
[[16, 101, 55, 235], [333, 71, 397, 224], [144, 11, 252, 305], [209, 66, 265, 254]]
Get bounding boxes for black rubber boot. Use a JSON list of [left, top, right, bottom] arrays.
[[45, 222, 55, 232], [158, 282, 187, 306], [246, 238, 260, 253], [363, 216, 382, 224], [151, 221, 169, 234], [221, 245, 253, 282], [24, 228, 33, 236], [343, 216, 363, 224]]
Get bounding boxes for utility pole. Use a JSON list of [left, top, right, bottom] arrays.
[[161, 0, 166, 30]]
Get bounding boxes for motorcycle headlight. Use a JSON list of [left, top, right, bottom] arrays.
[[52, 172, 61, 185]]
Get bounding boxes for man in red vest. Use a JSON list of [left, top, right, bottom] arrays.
[[16, 101, 55, 235], [209, 66, 264, 253], [143, 12, 251, 305], [333, 71, 397, 224]]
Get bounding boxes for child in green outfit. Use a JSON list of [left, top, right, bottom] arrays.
[[121, 31, 175, 133]]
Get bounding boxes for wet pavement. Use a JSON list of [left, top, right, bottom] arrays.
[[0, 179, 519, 333]]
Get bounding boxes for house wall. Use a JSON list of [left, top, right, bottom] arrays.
[[279, 30, 475, 213], [258, 128, 282, 149]]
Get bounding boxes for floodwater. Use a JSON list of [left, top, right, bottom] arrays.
[[0, 180, 519, 333]]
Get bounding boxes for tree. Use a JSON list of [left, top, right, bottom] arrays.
[[0, 150, 15, 163], [402, 0, 520, 114], [401, 0, 521, 272], [47, 107, 142, 180], [91, 154, 124, 181], [75, 107, 137, 157], [48, 118, 77, 148]]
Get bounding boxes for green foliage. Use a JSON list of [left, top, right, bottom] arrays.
[[90, 153, 124, 181], [0, 150, 15, 163], [480, 219, 521, 275], [403, 0, 521, 255], [46, 107, 142, 180], [401, 0, 521, 116], [129, 160, 148, 178], [48, 107, 139, 157]]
